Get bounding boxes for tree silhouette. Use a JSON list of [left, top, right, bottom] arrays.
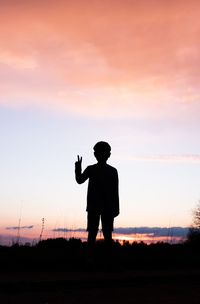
[[192, 201, 200, 228], [187, 201, 200, 244]]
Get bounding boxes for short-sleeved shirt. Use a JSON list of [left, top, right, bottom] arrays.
[[82, 164, 119, 217]]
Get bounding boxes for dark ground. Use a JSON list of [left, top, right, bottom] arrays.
[[0, 269, 200, 304], [0, 238, 200, 303]]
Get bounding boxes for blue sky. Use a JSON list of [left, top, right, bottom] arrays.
[[1, 105, 200, 237]]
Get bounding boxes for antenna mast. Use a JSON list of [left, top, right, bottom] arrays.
[[39, 218, 45, 242], [16, 203, 22, 245], [17, 217, 21, 245]]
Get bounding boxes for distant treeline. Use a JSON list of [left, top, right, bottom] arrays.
[[1, 237, 200, 271]]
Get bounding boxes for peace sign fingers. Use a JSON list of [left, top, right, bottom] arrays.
[[75, 155, 82, 170], [77, 155, 82, 164]]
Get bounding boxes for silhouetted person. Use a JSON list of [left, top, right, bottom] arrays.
[[75, 141, 119, 257]]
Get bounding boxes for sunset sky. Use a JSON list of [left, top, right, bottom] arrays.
[[1, 0, 200, 242]]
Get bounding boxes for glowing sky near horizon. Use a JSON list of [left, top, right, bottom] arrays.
[[1, 0, 200, 238]]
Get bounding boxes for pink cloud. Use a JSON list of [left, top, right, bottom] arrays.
[[0, 0, 200, 117], [128, 154, 200, 163]]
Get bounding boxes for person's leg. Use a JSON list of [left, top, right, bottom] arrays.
[[102, 229, 112, 247], [87, 212, 100, 258], [101, 215, 114, 266], [101, 213, 114, 248], [88, 230, 98, 251]]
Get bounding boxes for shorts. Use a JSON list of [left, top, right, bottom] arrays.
[[87, 211, 114, 232]]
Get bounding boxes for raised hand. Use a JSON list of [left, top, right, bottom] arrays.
[[75, 155, 82, 171]]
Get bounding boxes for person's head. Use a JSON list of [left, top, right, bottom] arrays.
[[93, 141, 111, 163]]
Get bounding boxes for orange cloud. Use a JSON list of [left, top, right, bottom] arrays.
[[0, 51, 38, 69], [0, 0, 200, 117]]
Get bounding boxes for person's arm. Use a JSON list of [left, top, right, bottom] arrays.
[[75, 155, 89, 184], [113, 170, 120, 217]]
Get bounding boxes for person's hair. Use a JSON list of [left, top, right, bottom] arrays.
[[93, 141, 111, 153]]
